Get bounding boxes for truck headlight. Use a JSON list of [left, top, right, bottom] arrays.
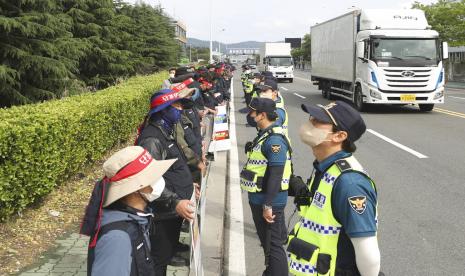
[[433, 90, 444, 100], [370, 89, 382, 100]]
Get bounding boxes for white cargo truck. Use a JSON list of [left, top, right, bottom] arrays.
[[259, 43, 294, 82], [311, 9, 449, 111]]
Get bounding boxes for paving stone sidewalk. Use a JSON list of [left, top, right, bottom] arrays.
[[18, 232, 190, 276]]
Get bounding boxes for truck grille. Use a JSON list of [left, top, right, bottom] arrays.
[[382, 69, 431, 89]]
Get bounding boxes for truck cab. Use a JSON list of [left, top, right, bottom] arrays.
[[260, 43, 294, 83], [355, 10, 447, 111]]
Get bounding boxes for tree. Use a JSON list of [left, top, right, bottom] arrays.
[[0, 0, 86, 107], [413, 0, 465, 46]]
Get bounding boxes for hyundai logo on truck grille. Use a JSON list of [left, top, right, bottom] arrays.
[[401, 71, 416, 77]]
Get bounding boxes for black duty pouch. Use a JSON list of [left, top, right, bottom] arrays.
[[316, 253, 331, 274], [240, 169, 255, 181], [287, 236, 318, 261]]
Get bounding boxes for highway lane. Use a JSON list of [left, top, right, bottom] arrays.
[[230, 70, 465, 275]]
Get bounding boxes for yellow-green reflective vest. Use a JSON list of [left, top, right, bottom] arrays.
[[240, 127, 292, 193], [244, 81, 254, 94], [287, 156, 377, 276]]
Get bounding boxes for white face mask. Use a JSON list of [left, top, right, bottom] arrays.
[[299, 120, 333, 147], [245, 70, 251, 74], [169, 73, 175, 78], [140, 177, 165, 202]]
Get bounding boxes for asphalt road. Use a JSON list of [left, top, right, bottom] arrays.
[[230, 70, 465, 275]]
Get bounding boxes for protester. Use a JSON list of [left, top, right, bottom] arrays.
[[136, 88, 196, 274], [82, 146, 176, 276]]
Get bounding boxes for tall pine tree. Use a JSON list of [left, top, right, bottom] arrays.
[[0, 0, 86, 107]]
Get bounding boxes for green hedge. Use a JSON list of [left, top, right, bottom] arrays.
[[0, 73, 166, 221]]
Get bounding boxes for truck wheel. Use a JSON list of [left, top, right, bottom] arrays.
[[419, 104, 434, 112], [354, 86, 366, 112], [289, 78, 293, 83]]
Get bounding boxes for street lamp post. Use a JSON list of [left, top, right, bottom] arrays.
[[209, 0, 213, 64]]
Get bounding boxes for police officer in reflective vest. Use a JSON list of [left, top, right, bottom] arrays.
[[287, 101, 380, 276], [257, 79, 289, 138], [241, 97, 292, 276]]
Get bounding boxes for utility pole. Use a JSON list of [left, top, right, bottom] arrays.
[[209, 0, 213, 64]]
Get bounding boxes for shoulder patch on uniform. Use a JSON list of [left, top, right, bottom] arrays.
[[271, 144, 281, 153], [348, 196, 367, 214], [335, 159, 352, 172]]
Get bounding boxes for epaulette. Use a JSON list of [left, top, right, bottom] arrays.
[[334, 159, 352, 172]]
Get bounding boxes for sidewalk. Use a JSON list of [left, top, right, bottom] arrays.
[[17, 231, 190, 276], [446, 81, 465, 90]]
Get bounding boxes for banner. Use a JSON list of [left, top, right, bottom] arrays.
[[208, 105, 231, 152]]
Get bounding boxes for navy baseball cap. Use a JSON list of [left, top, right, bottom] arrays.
[[301, 101, 366, 142], [258, 78, 278, 92], [249, 97, 276, 114]]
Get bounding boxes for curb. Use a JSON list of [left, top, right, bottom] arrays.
[[201, 151, 228, 275]]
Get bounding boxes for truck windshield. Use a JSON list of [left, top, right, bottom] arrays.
[[371, 38, 440, 66], [269, 57, 293, 66]]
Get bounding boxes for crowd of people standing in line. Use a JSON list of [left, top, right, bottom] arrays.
[[80, 62, 235, 276]]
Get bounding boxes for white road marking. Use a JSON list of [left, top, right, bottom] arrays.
[[294, 76, 312, 82], [449, 96, 465, 100], [367, 129, 428, 159], [227, 77, 247, 275], [280, 86, 289, 91], [293, 93, 306, 99]]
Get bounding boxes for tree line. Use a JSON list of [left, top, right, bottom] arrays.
[[0, 0, 181, 107]]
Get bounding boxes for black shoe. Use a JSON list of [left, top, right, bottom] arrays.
[[176, 242, 190, 252], [169, 255, 189, 267]]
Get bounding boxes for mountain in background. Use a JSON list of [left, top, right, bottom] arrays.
[[188, 38, 275, 50]]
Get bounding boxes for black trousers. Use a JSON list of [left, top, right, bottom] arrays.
[[250, 203, 289, 276], [151, 217, 183, 276]]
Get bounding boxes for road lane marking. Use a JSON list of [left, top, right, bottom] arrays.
[[228, 77, 247, 275], [294, 76, 312, 82], [434, 108, 465, 119], [293, 93, 306, 99], [449, 96, 465, 100], [280, 86, 289, 91], [367, 129, 428, 159]]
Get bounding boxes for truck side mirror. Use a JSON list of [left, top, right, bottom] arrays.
[[442, 42, 449, 59], [357, 41, 367, 62]]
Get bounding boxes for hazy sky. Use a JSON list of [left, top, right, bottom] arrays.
[[130, 0, 437, 43]]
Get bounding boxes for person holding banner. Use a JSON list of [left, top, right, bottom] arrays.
[[240, 97, 291, 276]]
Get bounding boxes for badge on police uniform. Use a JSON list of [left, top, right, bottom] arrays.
[[271, 144, 281, 153], [348, 196, 367, 214]]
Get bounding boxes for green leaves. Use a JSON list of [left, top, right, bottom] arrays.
[[0, 72, 166, 221], [414, 0, 465, 46], [0, 1, 180, 107]]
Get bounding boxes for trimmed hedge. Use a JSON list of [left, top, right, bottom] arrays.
[[0, 73, 166, 221]]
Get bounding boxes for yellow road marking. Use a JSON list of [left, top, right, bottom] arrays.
[[434, 108, 465, 119]]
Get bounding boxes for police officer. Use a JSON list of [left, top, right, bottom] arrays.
[[287, 101, 380, 276], [244, 72, 260, 106], [257, 79, 289, 138], [240, 97, 291, 276], [136, 89, 196, 275]]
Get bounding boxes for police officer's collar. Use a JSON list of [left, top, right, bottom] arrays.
[[313, 150, 351, 172], [258, 124, 275, 136]]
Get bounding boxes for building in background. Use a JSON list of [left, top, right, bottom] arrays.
[[226, 48, 260, 64], [447, 46, 465, 83], [172, 19, 187, 56]]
